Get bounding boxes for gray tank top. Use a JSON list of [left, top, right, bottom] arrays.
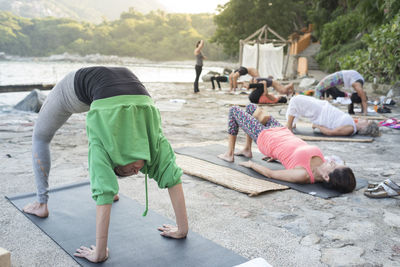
[[196, 52, 203, 66]]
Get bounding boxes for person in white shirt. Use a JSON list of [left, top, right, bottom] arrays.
[[314, 70, 368, 115], [286, 95, 379, 136]]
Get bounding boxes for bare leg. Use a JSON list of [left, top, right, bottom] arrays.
[[234, 134, 253, 158], [218, 134, 237, 162], [271, 80, 294, 95]]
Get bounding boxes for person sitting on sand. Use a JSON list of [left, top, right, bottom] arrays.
[[286, 95, 380, 136], [23, 66, 188, 263], [218, 103, 356, 192], [315, 70, 367, 115], [229, 66, 259, 92]]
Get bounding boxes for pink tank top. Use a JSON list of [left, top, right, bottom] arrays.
[[256, 127, 324, 183]]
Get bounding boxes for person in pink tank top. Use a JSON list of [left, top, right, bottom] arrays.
[[218, 104, 356, 193]]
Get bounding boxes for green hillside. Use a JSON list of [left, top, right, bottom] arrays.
[[0, 0, 165, 23]]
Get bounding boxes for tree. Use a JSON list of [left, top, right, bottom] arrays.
[[212, 0, 312, 57]]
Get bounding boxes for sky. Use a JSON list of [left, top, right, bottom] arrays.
[[161, 0, 229, 14]]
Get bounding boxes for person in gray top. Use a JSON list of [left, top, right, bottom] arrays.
[[194, 40, 206, 93]]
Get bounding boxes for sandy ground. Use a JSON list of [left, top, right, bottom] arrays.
[[1, 73, 400, 266]]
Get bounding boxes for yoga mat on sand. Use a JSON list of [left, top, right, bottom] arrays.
[[6, 181, 247, 267], [175, 144, 367, 199], [292, 127, 374, 143], [176, 154, 288, 196]]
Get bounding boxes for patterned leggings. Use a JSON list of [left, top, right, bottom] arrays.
[[315, 72, 344, 97], [228, 104, 282, 143]]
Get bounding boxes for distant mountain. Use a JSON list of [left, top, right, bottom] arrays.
[[0, 0, 166, 23]]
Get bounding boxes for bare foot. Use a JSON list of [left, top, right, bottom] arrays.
[[234, 149, 253, 158], [113, 194, 119, 202], [23, 202, 49, 218], [218, 153, 234, 162], [285, 83, 294, 95]]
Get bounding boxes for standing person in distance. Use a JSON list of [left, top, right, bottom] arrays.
[[194, 40, 206, 93]]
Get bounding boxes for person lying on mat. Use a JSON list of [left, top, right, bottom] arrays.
[[246, 79, 288, 104], [247, 77, 294, 96], [314, 70, 368, 115], [22, 66, 188, 262], [229, 66, 259, 92], [218, 103, 356, 192], [286, 95, 379, 137]]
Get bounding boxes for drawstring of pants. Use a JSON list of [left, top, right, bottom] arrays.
[[142, 173, 148, 217]]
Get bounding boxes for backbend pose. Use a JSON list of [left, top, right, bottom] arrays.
[[23, 66, 188, 262], [229, 66, 259, 92], [210, 74, 229, 90], [218, 104, 356, 192], [247, 78, 292, 104], [315, 70, 367, 115], [286, 95, 379, 136]]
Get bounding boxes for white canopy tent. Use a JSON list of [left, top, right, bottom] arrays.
[[239, 25, 290, 80]]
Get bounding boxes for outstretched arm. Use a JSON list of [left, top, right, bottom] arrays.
[[74, 204, 111, 262], [240, 161, 308, 183], [313, 124, 354, 136], [158, 183, 188, 238]]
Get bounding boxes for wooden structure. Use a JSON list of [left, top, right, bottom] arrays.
[[239, 25, 291, 78]]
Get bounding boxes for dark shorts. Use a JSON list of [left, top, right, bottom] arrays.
[[234, 66, 248, 76]]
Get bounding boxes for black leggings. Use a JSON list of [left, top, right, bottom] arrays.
[[194, 65, 202, 93], [248, 79, 272, 103], [323, 86, 345, 99], [211, 76, 228, 89]]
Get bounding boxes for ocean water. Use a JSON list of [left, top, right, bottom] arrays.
[[0, 59, 228, 85], [0, 57, 234, 106]]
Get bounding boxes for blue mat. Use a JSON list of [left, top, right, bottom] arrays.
[[6, 181, 247, 267]]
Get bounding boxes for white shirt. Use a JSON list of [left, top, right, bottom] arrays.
[[341, 70, 364, 91], [286, 95, 357, 135]]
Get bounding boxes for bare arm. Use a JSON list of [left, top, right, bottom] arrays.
[[313, 124, 354, 136], [287, 115, 295, 131], [158, 183, 188, 238], [353, 84, 368, 115], [233, 74, 238, 90], [240, 161, 309, 183], [74, 204, 111, 262], [194, 40, 204, 55]]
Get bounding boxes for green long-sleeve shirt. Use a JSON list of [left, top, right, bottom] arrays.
[[86, 95, 182, 205]]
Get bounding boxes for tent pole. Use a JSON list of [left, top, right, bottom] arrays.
[[239, 40, 243, 66], [283, 43, 291, 79], [256, 40, 260, 71]]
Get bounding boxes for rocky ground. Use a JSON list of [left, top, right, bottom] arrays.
[[1, 77, 400, 266]]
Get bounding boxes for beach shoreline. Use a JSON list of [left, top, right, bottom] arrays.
[[1, 80, 400, 266]]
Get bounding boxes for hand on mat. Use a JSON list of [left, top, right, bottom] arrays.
[[158, 224, 187, 239], [239, 160, 253, 168], [74, 245, 108, 262]]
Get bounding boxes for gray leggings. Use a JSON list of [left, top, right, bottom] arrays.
[[32, 70, 89, 203]]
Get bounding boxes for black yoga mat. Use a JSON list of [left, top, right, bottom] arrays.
[[292, 127, 373, 140], [175, 145, 367, 199], [6, 181, 247, 267]]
